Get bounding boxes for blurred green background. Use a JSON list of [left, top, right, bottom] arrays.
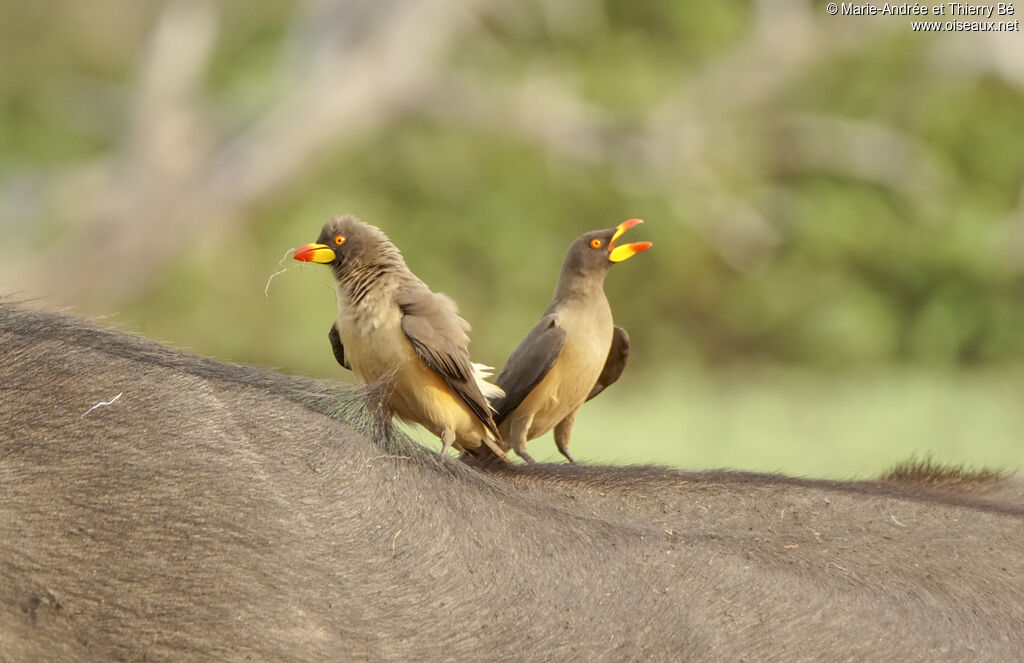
[[2, 0, 1022, 477]]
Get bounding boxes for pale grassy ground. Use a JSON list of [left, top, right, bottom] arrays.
[[404, 368, 1024, 479]]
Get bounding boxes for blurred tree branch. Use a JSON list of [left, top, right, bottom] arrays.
[[421, 1, 948, 271], [2, 0, 1022, 306], [6, 0, 490, 305]]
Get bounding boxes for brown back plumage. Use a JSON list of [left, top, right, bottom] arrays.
[[397, 287, 501, 440]]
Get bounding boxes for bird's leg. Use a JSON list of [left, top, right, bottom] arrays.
[[507, 414, 536, 464], [439, 428, 455, 456], [553, 411, 578, 463]]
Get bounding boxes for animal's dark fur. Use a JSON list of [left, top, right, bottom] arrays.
[[883, 455, 1007, 485], [2, 302, 1023, 662]]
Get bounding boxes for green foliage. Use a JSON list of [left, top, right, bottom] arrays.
[[5, 1, 1023, 369], [2, 1, 1023, 473]]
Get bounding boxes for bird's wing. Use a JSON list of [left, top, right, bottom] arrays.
[[328, 323, 351, 370], [586, 325, 630, 402], [493, 315, 566, 425], [397, 287, 500, 438]]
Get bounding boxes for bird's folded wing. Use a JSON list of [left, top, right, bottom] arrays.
[[397, 288, 498, 436], [493, 315, 566, 425], [327, 324, 351, 370], [586, 325, 630, 402]]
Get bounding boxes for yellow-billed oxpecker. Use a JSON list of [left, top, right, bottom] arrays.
[[492, 219, 652, 463], [295, 215, 508, 461]]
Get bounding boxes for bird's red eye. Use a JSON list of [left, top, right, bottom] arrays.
[[590, 238, 603, 249], [334, 235, 346, 246]]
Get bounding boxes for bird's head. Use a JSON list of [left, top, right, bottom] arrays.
[[294, 215, 397, 279], [563, 219, 652, 278]]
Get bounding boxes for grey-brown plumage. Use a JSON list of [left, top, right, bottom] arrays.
[[492, 219, 651, 463], [295, 215, 508, 461]]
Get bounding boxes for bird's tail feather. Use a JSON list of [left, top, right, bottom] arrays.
[[472, 362, 505, 405], [462, 432, 512, 464]]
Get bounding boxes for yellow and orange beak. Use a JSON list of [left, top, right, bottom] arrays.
[[294, 243, 336, 264], [608, 218, 653, 263]]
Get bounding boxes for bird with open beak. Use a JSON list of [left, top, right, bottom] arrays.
[[491, 219, 652, 463], [294, 215, 508, 462]]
